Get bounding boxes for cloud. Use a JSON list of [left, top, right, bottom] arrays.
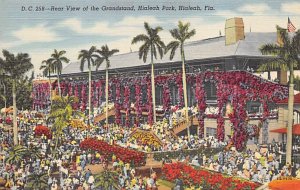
[[281, 2, 300, 14], [58, 16, 162, 37], [215, 10, 238, 18], [117, 16, 162, 26], [12, 24, 62, 43], [239, 3, 270, 14]]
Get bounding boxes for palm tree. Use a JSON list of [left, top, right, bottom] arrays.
[[48, 96, 83, 150], [132, 22, 165, 124], [48, 49, 69, 96], [78, 46, 102, 123], [25, 172, 48, 190], [94, 170, 119, 190], [0, 68, 7, 108], [5, 145, 27, 164], [0, 50, 33, 145], [258, 26, 300, 164], [166, 21, 196, 139], [40, 58, 54, 106], [96, 45, 119, 129]]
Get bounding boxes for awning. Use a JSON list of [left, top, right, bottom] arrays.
[[270, 124, 300, 135]]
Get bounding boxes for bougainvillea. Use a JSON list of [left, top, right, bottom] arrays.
[[124, 85, 130, 127], [68, 82, 73, 96], [135, 80, 142, 126], [32, 82, 50, 109], [195, 74, 206, 138], [114, 81, 121, 125], [74, 83, 79, 109], [35, 71, 288, 150], [81, 82, 86, 111], [162, 83, 171, 116]]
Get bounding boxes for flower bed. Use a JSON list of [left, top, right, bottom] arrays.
[[268, 179, 300, 190], [69, 119, 88, 130], [129, 129, 162, 149], [34, 125, 52, 139], [162, 162, 259, 190], [80, 138, 146, 166]]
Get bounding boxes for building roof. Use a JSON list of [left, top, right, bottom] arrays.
[[277, 93, 300, 104], [270, 124, 300, 135], [61, 32, 277, 75]]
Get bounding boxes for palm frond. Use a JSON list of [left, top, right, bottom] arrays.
[[257, 59, 288, 72], [166, 41, 180, 59], [131, 34, 149, 44], [260, 44, 281, 55], [95, 57, 105, 71]]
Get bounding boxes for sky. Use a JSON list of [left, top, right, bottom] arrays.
[[0, 0, 300, 75]]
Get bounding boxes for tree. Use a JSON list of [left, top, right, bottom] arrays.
[[16, 75, 33, 110], [96, 45, 119, 129], [0, 50, 33, 145], [78, 46, 102, 123], [132, 22, 165, 124], [94, 170, 119, 190], [48, 96, 83, 150], [0, 67, 7, 108], [294, 76, 300, 91], [258, 26, 300, 164], [25, 172, 48, 190], [5, 145, 27, 164], [40, 58, 54, 106], [48, 49, 69, 96], [166, 21, 196, 139]]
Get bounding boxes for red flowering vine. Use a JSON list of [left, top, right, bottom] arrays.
[[135, 81, 142, 126], [163, 83, 171, 115], [124, 85, 130, 127], [81, 83, 86, 111], [115, 81, 121, 125], [195, 74, 206, 138]]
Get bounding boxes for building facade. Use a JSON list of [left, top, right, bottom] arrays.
[[32, 18, 292, 147]]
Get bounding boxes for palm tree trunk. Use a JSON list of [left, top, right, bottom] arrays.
[[105, 65, 109, 131], [268, 71, 271, 80], [286, 67, 294, 164], [181, 47, 190, 140], [88, 67, 92, 124], [48, 73, 52, 107], [12, 79, 18, 145], [57, 73, 61, 96], [151, 46, 156, 124], [2, 81, 7, 108]]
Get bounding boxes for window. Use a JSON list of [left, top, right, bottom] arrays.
[[206, 127, 216, 138], [141, 85, 147, 105], [294, 110, 300, 124], [130, 86, 135, 103], [246, 101, 261, 114], [170, 85, 178, 106], [111, 84, 116, 102], [204, 82, 217, 101], [155, 86, 163, 106]]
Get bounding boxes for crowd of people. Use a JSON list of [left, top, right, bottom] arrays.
[[189, 144, 300, 184], [0, 109, 300, 189]]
